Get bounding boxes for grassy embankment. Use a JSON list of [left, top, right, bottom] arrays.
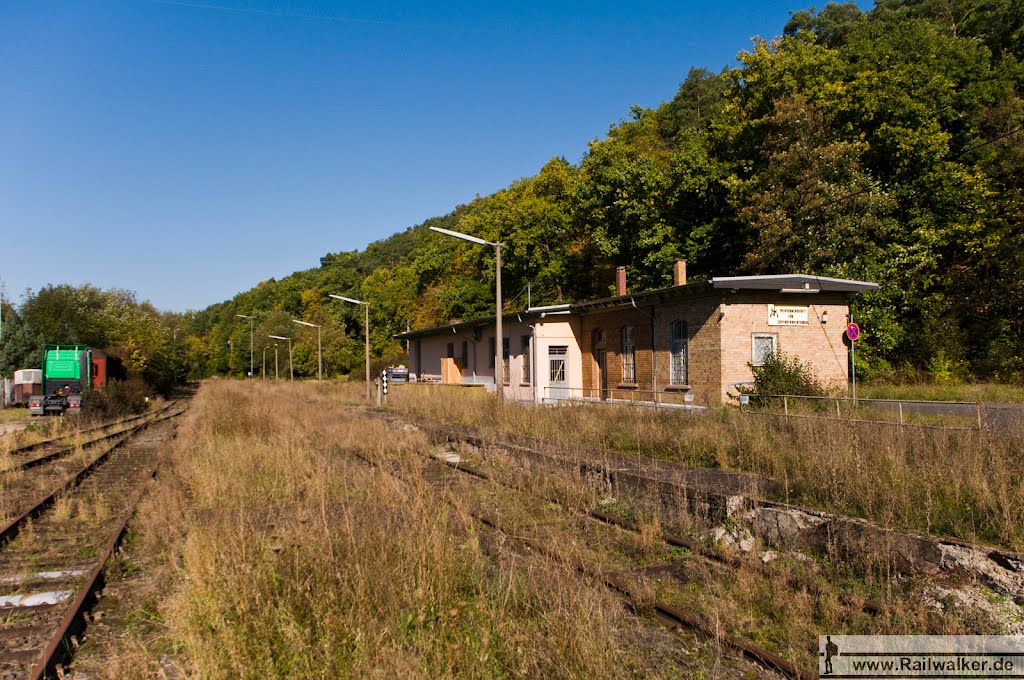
[[376, 384, 1024, 552], [80, 380, 1016, 679], [858, 382, 1024, 403], [0, 407, 29, 424], [89, 380, 714, 679]]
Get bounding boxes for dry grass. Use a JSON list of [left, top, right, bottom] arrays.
[[370, 384, 1024, 551], [422, 432, 1010, 671], [73, 380, 1023, 679], [0, 408, 29, 425], [87, 380, 701, 679]]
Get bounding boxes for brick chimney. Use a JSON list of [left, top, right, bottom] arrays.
[[615, 266, 627, 297], [673, 259, 687, 286]]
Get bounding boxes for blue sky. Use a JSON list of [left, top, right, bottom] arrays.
[[1, 0, 853, 312]]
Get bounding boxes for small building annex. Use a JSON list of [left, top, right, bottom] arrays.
[[397, 262, 879, 407]]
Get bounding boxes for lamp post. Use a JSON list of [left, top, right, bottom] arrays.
[[227, 339, 232, 375], [236, 314, 254, 379], [330, 294, 371, 401], [262, 345, 269, 380], [292, 320, 322, 383], [274, 343, 279, 380], [429, 226, 503, 401], [269, 335, 292, 381]]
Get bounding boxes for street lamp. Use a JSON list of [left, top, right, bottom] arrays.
[[269, 335, 293, 381], [262, 345, 269, 380], [429, 226, 504, 401], [292, 320, 322, 383], [236, 314, 254, 379], [330, 294, 371, 401], [274, 343, 279, 380]]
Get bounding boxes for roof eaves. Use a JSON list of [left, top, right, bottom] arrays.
[[569, 280, 715, 313], [711, 274, 879, 293]]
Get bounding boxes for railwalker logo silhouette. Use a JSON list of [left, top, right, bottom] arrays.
[[823, 635, 839, 675]]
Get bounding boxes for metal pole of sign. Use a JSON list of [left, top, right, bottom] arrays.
[[851, 338, 857, 405], [848, 314, 858, 406], [847, 311, 856, 405]]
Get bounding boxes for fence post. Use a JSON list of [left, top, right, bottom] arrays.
[[977, 403, 983, 430], [898, 401, 903, 428], [836, 399, 841, 419], [784, 395, 789, 418]]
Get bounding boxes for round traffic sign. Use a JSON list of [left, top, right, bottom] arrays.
[[846, 322, 860, 342]]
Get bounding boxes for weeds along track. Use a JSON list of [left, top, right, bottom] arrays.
[[0, 405, 185, 533], [365, 409, 1024, 602], [425, 444, 883, 618], [0, 404, 186, 679], [2, 402, 182, 472], [334, 405, 1024, 672], [338, 430, 814, 679]]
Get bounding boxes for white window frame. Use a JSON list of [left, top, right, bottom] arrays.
[[751, 333, 777, 367], [621, 326, 636, 384], [548, 345, 568, 384], [669, 321, 688, 385], [521, 335, 531, 384]]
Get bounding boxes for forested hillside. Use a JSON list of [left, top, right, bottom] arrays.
[[153, 0, 1024, 383], [1, 285, 189, 394]]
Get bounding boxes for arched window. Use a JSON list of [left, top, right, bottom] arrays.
[[669, 321, 688, 385], [621, 326, 636, 384]]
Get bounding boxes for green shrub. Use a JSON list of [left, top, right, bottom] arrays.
[[749, 351, 825, 400], [84, 376, 150, 418]]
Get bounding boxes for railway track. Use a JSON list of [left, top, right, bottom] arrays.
[[0, 403, 186, 679], [336, 429, 816, 679], [3, 403, 181, 471], [426, 443, 883, 617]]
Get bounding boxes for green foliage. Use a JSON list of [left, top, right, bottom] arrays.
[[750, 351, 826, 398], [2, 285, 188, 395], [0, 301, 43, 376], [84, 377, 151, 418]]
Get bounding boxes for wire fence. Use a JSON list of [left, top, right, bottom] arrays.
[[737, 393, 998, 431], [394, 381, 1020, 434]]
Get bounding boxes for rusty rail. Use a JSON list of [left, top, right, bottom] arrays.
[[0, 409, 183, 549], [5, 401, 181, 464]]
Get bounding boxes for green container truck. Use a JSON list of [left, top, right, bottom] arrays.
[[28, 344, 92, 416]]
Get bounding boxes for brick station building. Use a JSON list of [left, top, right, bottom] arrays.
[[398, 261, 878, 407]]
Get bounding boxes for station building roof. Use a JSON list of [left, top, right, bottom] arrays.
[[395, 275, 878, 339]]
